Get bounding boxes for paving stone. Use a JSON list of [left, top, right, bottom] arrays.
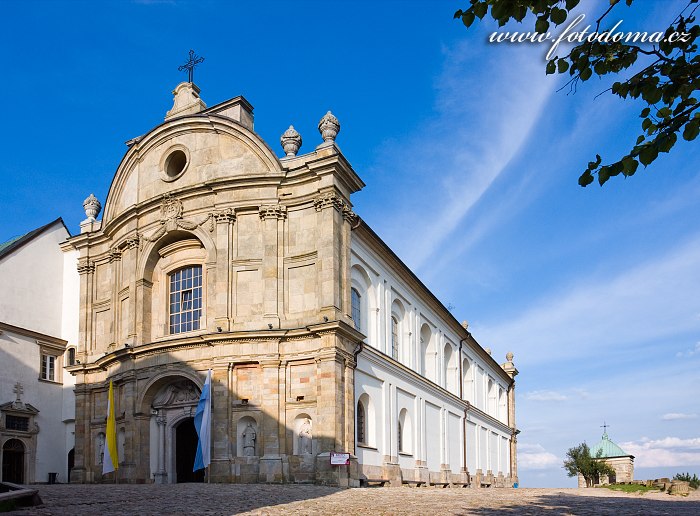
[[14, 484, 700, 515]]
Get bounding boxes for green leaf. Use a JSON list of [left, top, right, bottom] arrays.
[[683, 120, 700, 141], [579, 170, 595, 187], [474, 2, 488, 19], [551, 7, 567, 25], [640, 107, 651, 118], [558, 59, 569, 73], [622, 157, 639, 176], [636, 135, 645, 144], [535, 17, 550, 33], [453, 9, 463, 19], [639, 145, 658, 166], [546, 59, 556, 74], [580, 67, 592, 81], [598, 166, 611, 185], [462, 11, 476, 28]]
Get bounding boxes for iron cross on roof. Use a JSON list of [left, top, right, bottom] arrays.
[[178, 49, 205, 83], [601, 421, 610, 433]]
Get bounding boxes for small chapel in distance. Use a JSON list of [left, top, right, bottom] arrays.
[[578, 430, 635, 487], [1, 79, 519, 488]]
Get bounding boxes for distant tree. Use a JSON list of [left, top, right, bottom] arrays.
[[673, 472, 700, 488], [455, 0, 699, 187], [563, 442, 615, 487]]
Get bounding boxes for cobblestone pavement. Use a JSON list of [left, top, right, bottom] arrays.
[[12, 484, 700, 515]]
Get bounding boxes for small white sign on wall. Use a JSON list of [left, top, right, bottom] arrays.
[[330, 452, 350, 466]]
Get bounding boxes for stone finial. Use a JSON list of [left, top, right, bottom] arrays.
[[506, 352, 514, 362], [485, 347, 492, 356], [318, 111, 340, 143], [83, 194, 102, 220], [461, 320, 469, 330], [165, 82, 207, 120], [280, 125, 302, 156]]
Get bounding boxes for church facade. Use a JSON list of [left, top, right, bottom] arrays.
[[62, 82, 519, 487]]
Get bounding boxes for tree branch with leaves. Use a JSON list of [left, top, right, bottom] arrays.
[[455, 0, 699, 187]]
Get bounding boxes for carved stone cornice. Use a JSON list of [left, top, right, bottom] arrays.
[[215, 208, 236, 225], [258, 204, 287, 220], [342, 205, 358, 225], [313, 192, 345, 213], [77, 259, 95, 275], [108, 248, 122, 262], [125, 236, 140, 250]]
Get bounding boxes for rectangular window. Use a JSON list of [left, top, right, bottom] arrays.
[[391, 317, 399, 360], [6, 415, 29, 431], [169, 265, 202, 334], [41, 354, 56, 381]]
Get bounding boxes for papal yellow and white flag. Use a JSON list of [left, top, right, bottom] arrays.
[[103, 379, 119, 475]]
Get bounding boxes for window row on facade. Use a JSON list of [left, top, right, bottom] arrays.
[[350, 254, 509, 424]]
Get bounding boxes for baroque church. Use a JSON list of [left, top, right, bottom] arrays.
[[1, 80, 519, 487]]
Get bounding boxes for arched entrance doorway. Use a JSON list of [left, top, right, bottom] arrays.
[[146, 376, 203, 484], [67, 448, 75, 483], [175, 418, 204, 483], [2, 439, 25, 484]]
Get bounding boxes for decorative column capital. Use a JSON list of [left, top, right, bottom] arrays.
[[258, 204, 287, 220], [215, 207, 236, 224], [108, 248, 122, 262], [77, 259, 95, 275], [313, 192, 345, 212]]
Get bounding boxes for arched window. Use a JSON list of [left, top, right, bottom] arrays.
[[67, 347, 76, 366], [351, 288, 361, 330], [398, 408, 412, 454], [397, 418, 403, 453], [356, 399, 366, 444], [169, 265, 202, 334], [391, 316, 399, 360]]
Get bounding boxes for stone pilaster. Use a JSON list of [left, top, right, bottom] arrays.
[[70, 383, 89, 483], [77, 258, 95, 358], [501, 353, 519, 484], [259, 205, 286, 328], [259, 360, 283, 482], [214, 209, 235, 331], [314, 193, 345, 321]]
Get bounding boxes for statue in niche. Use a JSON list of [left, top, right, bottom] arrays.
[[299, 418, 313, 455], [242, 422, 256, 457], [96, 434, 105, 465]]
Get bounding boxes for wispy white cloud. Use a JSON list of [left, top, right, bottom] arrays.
[[523, 390, 568, 402], [477, 234, 700, 366], [620, 437, 700, 467], [370, 38, 557, 271], [662, 413, 698, 421], [676, 342, 700, 358], [518, 443, 561, 470]]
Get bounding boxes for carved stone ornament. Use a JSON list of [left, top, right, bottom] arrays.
[[141, 194, 214, 246], [152, 380, 201, 409], [342, 205, 358, 225], [77, 259, 95, 275], [318, 111, 340, 143], [83, 194, 102, 221], [313, 192, 345, 213], [280, 125, 302, 156], [215, 207, 236, 225], [258, 204, 287, 220]]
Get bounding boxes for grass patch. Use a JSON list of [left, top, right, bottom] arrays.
[[597, 484, 661, 494]]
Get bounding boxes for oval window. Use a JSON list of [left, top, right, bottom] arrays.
[[165, 149, 188, 179]]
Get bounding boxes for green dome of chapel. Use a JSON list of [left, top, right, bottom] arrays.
[[590, 432, 633, 458]]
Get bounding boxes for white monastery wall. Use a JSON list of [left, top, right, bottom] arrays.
[[0, 223, 69, 336], [351, 234, 513, 478]]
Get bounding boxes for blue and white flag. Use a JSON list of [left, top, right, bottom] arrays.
[[193, 369, 212, 472]]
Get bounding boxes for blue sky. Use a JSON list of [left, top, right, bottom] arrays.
[[2, 1, 698, 487]]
